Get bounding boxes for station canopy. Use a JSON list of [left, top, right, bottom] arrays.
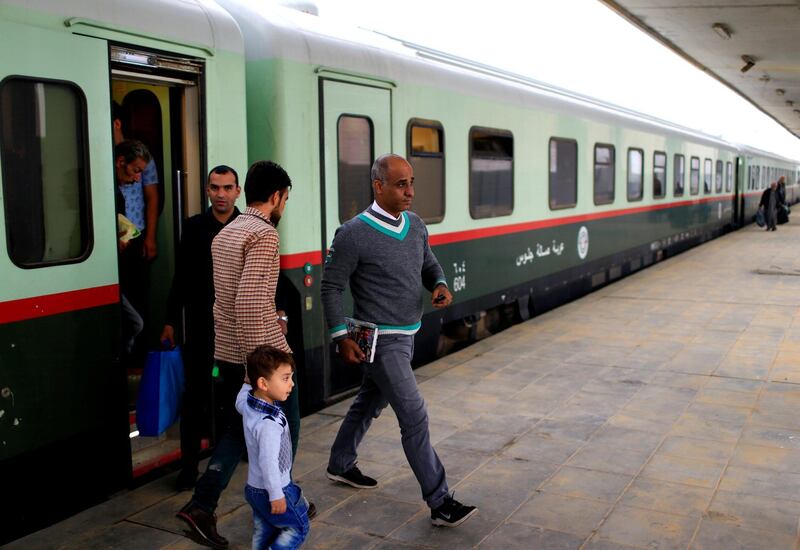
[[600, 0, 800, 139]]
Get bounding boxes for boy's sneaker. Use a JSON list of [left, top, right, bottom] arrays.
[[326, 465, 378, 489], [431, 494, 478, 527]]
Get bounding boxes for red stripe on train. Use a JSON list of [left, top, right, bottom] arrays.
[[0, 284, 120, 324], [429, 195, 731, 246], [280, 195, 736, 264], [280, 250, 322, 270]]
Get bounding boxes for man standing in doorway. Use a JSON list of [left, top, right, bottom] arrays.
[[177, 161, 303, 549], [112, 101, 160, 260], [161, 166, 241, 490], [321, 154, 478, 527]]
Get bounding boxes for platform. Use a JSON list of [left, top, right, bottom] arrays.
[[8, 219, 800, 550]]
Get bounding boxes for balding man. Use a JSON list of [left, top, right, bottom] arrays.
[[321, 154, 477, 527]]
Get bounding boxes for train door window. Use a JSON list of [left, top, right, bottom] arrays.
[[674, 154, 685, 196], [653, 151, 666, 199], [549, 137, 577, 209], [703, 158, 712, 193], [690, 156, 700, 195], [407, 120, 444, 223], [337, 115, 374, 223], [593, 143, 615, 205], [726, 161, 733, 192], [627, 148, 643, 201], [715, 160, 723, 193], [469, 127, 513, 219], [0, 78, 91, 267]]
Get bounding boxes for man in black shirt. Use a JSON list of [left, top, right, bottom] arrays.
[[161, 165, 241, 489]]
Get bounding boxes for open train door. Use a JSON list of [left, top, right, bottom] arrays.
[[0, 23, 127, 542], [734, 156, 745, 227], [319, 78, 392, 401]]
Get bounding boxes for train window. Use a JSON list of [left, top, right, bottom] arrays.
[[690, 156, 700, 195], [594, 143, 615, 205], [653, 151, 666, 199], [407, 120, 444, 224], [703, 158, 712, 193], [0, 78, 92, 267], [469, 127, 513, 219], [715, 160, 723, 193], [337, 115, 374, 223], [726, 161, 733, 192], [549, 138, 577, 209], [674, 154, 685, 196], [627, 148, 643, 201]]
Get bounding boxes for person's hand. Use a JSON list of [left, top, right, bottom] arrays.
[[118, 237, 129, 253], [338, 338, 365, 364], [276, 310, 288, 336], [142, 235, 157, 261], [431, 285, 452, 309], [271, 497, 287, 515], [160, 325, 175, 348]]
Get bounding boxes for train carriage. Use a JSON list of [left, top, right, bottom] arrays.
[[1, 0, 798, 542], [0, 0, 248, 540], [218, 1, 798, 411]]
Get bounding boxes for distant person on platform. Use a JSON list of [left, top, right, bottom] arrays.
[[760, 181, 779, 231], [321, 153, 478, 527], [160, 165, 241, 491]]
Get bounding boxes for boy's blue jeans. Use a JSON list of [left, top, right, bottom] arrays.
[[245, 482, 309, 550]]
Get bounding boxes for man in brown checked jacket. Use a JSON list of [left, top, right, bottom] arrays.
[[177, 161, 301, 549]]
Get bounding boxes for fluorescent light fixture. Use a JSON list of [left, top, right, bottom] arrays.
[[129, 430, 139, 438], [776, 89, 786, 96], [712, 23, 732, 40]]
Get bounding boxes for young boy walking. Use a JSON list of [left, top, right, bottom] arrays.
[[236, 346, 309, 549]]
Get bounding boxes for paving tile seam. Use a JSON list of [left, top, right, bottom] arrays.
[[685, 351, 788, 550], [447, 357, 699, 550], [571, 379, 704, 550], [122, 517, 183, 537]]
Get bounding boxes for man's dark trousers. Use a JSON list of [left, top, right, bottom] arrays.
[[328, 334, 449, 509]]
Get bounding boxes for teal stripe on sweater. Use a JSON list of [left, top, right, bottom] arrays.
[[357, 211, 410, 241]]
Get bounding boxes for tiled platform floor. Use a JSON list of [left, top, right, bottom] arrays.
[[9, 220, 800, 549]]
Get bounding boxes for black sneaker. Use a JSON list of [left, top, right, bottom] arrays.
[[176, 501, 229, 548], [326, 465, 378, 489], [431, 494, 478, 527]]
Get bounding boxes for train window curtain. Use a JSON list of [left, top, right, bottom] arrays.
[[0, 78, 91, 267], [469, 127, 513, 219], [337, 115, 374, 223]]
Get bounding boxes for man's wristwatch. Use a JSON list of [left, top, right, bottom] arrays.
[[277, 314, 289, 322]]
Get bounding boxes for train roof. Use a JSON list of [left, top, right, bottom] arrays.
[[1, 0, 244, 55], [218, 0, 747, 152]]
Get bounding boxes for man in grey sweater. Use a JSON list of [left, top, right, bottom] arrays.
[[321, 154, 478, 527]]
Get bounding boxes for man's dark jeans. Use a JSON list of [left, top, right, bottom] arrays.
[[191, 360, 301, 513]]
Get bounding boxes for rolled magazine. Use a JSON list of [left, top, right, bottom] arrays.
[[344, 317, 378, 363]]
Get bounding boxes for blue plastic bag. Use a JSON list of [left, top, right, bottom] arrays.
[[136, 347, 185, 436], [755, 207, 765, 227]]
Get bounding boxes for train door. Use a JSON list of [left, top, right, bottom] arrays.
[[734, 156, 745, 227], [0, 24, 126, 541], [319, 79, 391, 399], [109, 46, 205, 475]]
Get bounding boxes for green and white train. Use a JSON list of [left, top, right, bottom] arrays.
[[1, 0, 797, 540]]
